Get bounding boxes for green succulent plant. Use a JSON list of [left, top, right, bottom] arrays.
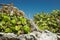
[[15, 25, 21, 31], [23, 25, 30, 34], [34, 10, 60, 33], [5, 28, 12, 33], [0, 12, 31, 35]]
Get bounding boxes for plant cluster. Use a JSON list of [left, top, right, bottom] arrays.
[[0, 13, 31, 35], [34, 10, 60, 33]]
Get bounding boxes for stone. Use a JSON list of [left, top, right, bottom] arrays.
[[0, 30, 59, 40], [17, 30, 57, 40]]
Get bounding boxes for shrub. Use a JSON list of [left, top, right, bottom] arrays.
[[34, 10, 60, 33], [0, 13, 31, 35]]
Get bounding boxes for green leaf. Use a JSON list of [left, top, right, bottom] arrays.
[[23, 25, 30, 33], [16, 21, 21, 25], [39, 26, 44, 30], [3, 16, 10, 21], [21, 18, 27, 25], [15, 26, 20, 31], [17, 30, 21, 35], [5, 28, 12, 33], [10, 27, 15, 31], [11, 19, 16, 24], [47, 18, 50, 20]]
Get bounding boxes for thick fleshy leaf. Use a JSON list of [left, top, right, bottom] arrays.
[[5, 28, 12, 33], [15, 26, 20, 31]]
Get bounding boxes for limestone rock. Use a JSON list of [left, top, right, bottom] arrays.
[[0, 30, 59, 40]]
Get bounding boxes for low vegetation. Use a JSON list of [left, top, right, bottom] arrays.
[[34, 10, 60, 33], [0, 13, 31, 35]]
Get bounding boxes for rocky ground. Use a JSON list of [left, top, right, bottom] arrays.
[[0, 30, 60, 40]]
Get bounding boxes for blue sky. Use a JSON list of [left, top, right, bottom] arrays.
[[0, 0, 60, 19]]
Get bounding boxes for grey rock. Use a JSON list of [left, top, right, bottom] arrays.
[[18, 34, 26, 40], [0, 30, 59, 40], [17, 30, 57, 40], [3, 33, 17, 38], [57, 33, 60, 40]]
